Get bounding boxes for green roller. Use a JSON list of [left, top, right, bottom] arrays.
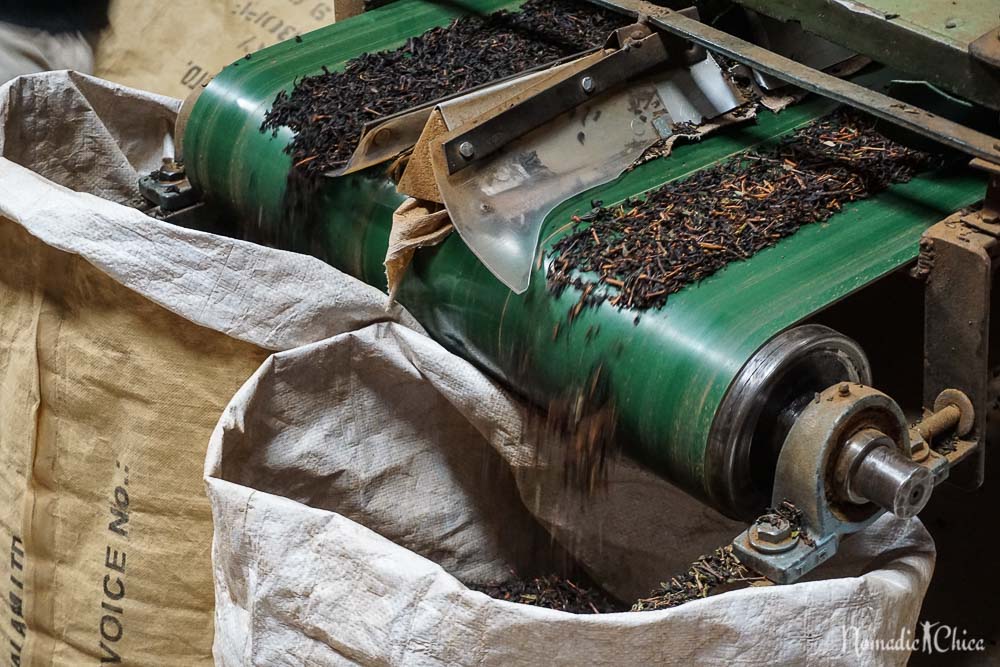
[[181, 0, 985, 518]]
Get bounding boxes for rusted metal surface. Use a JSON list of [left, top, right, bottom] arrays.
[[973, 158, 1000, 222], [747, 517, 798, 553], [915, 404, 963, 441], [969, 25, 1000, 70], [931, 389, 975, 436], [908, 389, 978, 477], [138, 159, 199, 212], [733, 384, 912, 583], [731, 0, 1000, 110], [587, 0, 1000, 164], [921, 216, 996, 488]]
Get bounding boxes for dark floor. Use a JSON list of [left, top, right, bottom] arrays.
[[910, 452, 999, 665]]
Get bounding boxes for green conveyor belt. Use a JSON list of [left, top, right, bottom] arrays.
[[183, 0, 986, 517]]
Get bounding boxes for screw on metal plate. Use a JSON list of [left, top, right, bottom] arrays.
[[838, 383, 851, 397], [458, 141, 475, 160], [580, 76, 595, 94]]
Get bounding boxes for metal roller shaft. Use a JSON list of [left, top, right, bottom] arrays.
[[840, 428, 933, 519]]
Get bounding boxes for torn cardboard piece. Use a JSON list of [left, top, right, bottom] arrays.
[[386, 198, 453, 304], [395, 56, 596, 203], [633, 104, 758, 166], [395, 109, 449, 203]]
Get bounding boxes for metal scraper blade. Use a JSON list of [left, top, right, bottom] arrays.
[[432, 55, 746, 293]]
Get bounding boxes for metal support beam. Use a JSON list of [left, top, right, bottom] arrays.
[[586, 0, 1000, 166], [734, 0, 1000, 110], [441, 26, 675, 174]]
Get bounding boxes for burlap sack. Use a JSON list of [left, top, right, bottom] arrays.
[[0, 219, 269, 665], [94, 0, 363, 99], [206, 324, 935, 667], [0, 71, 414, 665]]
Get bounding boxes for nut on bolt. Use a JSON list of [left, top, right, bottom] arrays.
[[747, 515, 799, 554], [155, 157, 185, 182], [838, 383, 851, 397], [757, 517, 791, 543], [932, 388, 974, 437]]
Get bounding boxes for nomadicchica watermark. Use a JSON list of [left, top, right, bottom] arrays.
[[842, 621, 987, 657]]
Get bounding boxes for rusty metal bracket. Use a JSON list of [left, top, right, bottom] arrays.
[[441, 25, 680, 175], [138, 158, 199, 212], [733, 384, 915, 583], [586, 0, 1000, 166], [921, 185, 998, 488], [970, 25, 1000, 70], [972, 158, 1000, 223]]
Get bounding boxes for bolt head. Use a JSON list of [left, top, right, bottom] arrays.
[[838, 383, 851, 397], [756, 517, 792, 543], [458, 141, 475, 159], [580, 76, 595, 94]]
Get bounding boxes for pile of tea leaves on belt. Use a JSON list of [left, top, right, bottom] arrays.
[[261, 0, 628, 176], [546, 110, 938, 314]]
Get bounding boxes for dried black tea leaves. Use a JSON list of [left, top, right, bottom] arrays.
[[547, 111, 937, 314], [262, 0, 628, 176]]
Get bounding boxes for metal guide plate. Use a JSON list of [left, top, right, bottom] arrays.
[[432, 55, 744, 293]]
